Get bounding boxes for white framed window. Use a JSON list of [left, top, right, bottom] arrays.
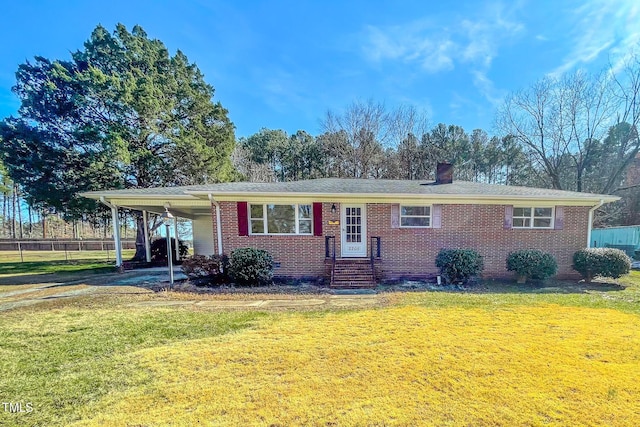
[[513, 207, 554, 229], [249, 203, 312, 235], [400, 205, 431, 228]]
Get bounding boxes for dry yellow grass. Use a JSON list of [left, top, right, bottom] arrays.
[[0, 283, 42, 293], [74, 304, 640, 426], [0, 284, 89, 301]]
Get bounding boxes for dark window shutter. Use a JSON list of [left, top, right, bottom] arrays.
[[391, 204, 400, 228], [432, 204, 442, 228], [554, 206, 564, 230], [504, 205, 513, 229], [237, 202, 248, 236], [313, 202, 323, 236]]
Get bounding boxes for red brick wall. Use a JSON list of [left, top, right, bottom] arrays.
[[213, 201, 589, 280], [215, 202, 335, 277], [368, 204, 588, 279]]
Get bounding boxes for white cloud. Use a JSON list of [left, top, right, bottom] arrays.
[[360, 2, 524, 105], [460, 9, 524, 67], [550, 0, 640, 76], [363, 26, 402, 62], [362, 2, 523, 73], [419, 38, 457, 73], [362, 22, 458, 73], [471, 70, 506, 106]]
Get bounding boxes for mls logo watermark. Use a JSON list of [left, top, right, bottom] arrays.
[[2, 402, 33, 413]]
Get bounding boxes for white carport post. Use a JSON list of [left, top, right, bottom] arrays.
[[111, 204, 123, 268], [208, 194, 223, 256], [173, 218, 180, 261], [142, 210, 152, 262]]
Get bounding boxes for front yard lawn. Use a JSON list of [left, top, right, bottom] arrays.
[[0, 249, 136, 276], [1, 272, 640, 426]]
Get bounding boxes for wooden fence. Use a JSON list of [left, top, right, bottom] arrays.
[[0, 239, 137, 252]]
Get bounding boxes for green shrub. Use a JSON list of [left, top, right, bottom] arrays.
[[506, 249, 557, 282], [228, 248, 274, 286], [572, 248, 631, 282], [435, 248, 484, 284], [181, 255, 228, 284], [150, 237, 188, 263]]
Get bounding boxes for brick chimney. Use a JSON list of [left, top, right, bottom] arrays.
[[435, 162, 453, 184]]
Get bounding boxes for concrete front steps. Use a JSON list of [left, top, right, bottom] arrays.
[[331, 258, 376, 289]]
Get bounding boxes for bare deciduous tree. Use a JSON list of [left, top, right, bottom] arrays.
[[496, 54, 640, 194], [321, 100, 388, 178], [321, 100, 430, 179], [231, 145, 277, 183]]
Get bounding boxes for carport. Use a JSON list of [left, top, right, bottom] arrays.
[[80, 186, 220, 268]]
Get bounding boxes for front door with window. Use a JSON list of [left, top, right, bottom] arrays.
[[341, 204, 366, 257]]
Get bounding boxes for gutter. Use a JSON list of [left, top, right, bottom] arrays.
[[587, 199, 605, 248], [208, 194, 224, 255]]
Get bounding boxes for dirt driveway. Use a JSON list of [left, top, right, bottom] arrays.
[[0, 268, 381, 312]]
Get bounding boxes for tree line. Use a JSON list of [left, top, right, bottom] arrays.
[[1, 23, 640, 247], [236, 106, 535, 187]]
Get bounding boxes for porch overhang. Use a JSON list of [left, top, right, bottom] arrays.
[[81, 194, 213, 219]]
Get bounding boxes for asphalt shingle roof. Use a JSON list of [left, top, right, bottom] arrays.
[[81, 178, 617, 201]]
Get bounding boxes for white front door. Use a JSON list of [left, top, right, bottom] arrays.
[[341, 204, 367, 257]]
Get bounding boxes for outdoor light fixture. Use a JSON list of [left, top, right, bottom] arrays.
[[331, 204, 337, 214], [160, 208, 175, 289]]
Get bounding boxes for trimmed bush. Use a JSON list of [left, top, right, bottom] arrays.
[[572, 248, 631, 282], [506, 249, 558, 282], [150, 237, 188, 263], [435, 248, 484, 284], [228, 248, 274, 286], [181, 255, 228, 284]]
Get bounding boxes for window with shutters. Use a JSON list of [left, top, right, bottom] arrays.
[[249, 204, 312, 235], [512, 207, 554, 229], [400, 205, 431, 228]]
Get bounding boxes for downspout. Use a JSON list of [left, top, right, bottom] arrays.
[[208, 194, 223, 255], [99, 196, 123, 268], [587, 199, 605, 248]]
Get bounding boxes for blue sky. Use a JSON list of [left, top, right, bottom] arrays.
[[0, 0, 638, 138]]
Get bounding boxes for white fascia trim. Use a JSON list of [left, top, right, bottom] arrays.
[[185, 191, 619, 206], [87, 190, 620, 206]]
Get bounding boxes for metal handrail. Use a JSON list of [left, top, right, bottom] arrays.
[[370, 236, 381, 282], [325, 236, 336, 285], [332, 238, 336, 285]]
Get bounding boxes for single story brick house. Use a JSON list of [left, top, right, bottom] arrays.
[[82, 165, 618, 285]]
